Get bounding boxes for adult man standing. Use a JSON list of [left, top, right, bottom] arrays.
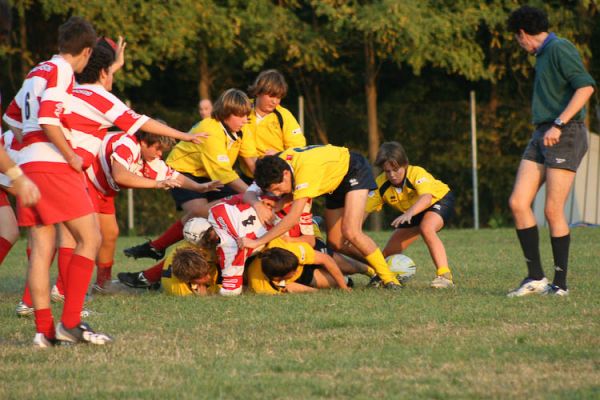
[[506, 6, 595, 297]]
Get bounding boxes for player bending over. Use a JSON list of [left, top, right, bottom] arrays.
[[240, 145, 402, 290], [365, 141, 455, 289]]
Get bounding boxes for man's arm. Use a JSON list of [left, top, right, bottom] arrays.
[[243, 186, 274, 225], [285, 282, 317, 293], [176, 174, 222, 193], [112, 161, 179, 189], [544, 86, 595, 147], [41, 124, 82, 171], [238, 197, 309, 249], [0, 147, 40, 206], [391, 193, 433, 227], [141, 119, 208, 144]]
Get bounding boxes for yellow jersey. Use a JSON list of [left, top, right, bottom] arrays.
[[161, 241, 220, 296], [166, 118, 256, 184], [366, 166, 450, 213], [240, 105, 305, 178], [246, 237, 316, 295], [278, 145, 350, 200]]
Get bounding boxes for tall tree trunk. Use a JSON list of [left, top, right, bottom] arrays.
[[198, 46, 212, 100], [296, 73, 329, 144], [365, 36, 382, 232]]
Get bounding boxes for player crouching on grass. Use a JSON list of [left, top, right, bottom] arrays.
[[246, 239, 351, 294], [364, 142, 456, 289]]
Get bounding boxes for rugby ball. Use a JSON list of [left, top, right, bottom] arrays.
[[386, 254, 416, 282], [183, 217, 211, 245]]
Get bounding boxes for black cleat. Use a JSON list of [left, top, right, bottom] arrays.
[[383, 281, 404, 291], [123, 241, 165, 260], [367, 275, 383, 288], [117, 271, 152, 289], [56, 322, 113, 345]]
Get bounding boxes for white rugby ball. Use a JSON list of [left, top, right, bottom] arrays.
[[386, 254, 416, 282]]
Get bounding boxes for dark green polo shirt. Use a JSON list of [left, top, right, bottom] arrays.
[[532, 35, 595, 125]]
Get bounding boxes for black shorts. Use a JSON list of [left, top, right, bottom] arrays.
[[395, 191, 455, 229], [325, 152, 378, 209], [170, 173, 237, 210], [295, 265, 317, 286], [522, 121, 588, 172]]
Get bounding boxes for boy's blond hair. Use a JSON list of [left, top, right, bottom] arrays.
[[247, 69, 288, 99], [212, 89, 251, 122], [171, 247, 211, 283]]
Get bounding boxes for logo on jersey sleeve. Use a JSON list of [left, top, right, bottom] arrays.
[[295, 182, 309, 191], [291, 128, 302, 135], [368, 190, 375, 197], [126, 109, 142, 120], [416, 177, 428, 184], [217, 154, 230, 163]]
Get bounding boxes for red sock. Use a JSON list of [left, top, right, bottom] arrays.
[[55, 247, 74, 295], [143, 260, 165, 283], [61, 254, 94, 329], [150, 220, 184, 250], [0, 237, 14, 265], [95, 261, 113, 287], [34, 308, 55, 339], [22, 247, 33, 306]]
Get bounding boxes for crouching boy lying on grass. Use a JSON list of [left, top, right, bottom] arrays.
[[246, 238, 351, 294]]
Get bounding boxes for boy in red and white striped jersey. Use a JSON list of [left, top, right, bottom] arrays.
[[2, 17, 111, 347]]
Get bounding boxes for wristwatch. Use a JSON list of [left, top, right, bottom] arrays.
[[552, 118, 566, 130]]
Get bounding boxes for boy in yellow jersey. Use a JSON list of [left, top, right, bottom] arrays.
[[240, 70, 306, 187], [124, 89, 257, 261], [366, 142, 455, 288], [160, 217, 220, 296], [246, 238, 350, 294], [239, 144, 402, 290]]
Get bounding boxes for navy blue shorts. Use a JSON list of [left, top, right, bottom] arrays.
[[170, 173, 237, 210], [325, 152, 378, 209], [395, 191, 455, 229]]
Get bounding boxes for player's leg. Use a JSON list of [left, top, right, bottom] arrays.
[[418, 212, 454, 288], [381, 227, 420, 257], [0, 204, 19, 265], [544, 167, 576, 293], [94, 212, 119, 290], [507, 159, 548, 297], [59, 214, 101, 328], [54, 223, 76, 300], [339, 189, 400, 287], [324, 207, 366, 261], [28, 224, 57, 340]]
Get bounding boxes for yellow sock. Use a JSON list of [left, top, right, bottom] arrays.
[[365, 250, 399, 284], [365, 266, 376, 277], [436, 266, 453, 280]]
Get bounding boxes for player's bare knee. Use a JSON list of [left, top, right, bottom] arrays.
[[341, 225, 361, 246]]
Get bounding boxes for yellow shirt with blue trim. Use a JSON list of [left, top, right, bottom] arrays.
[[161, 241, 220, 296], [366, 165, 450, 213], [246, 237, 316, 295], [278, 145, 350, 200], [166, 118, 256, 184], [240, 105, 305, 178]]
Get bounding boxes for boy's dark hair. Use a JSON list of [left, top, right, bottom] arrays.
[[261, 248, 298, 280], [211, 88, 251, 123], [58, 16, 97, 56], [254, 156, 291, 191], [75, 40, 115, 84], [374, 141, 409, 169], [247, 69, 288, 99], [172, 247, 211, 283], [135, 130, 176, 150], [507, 6, 549, 35]]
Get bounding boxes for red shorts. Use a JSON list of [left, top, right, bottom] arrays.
[[87, 178, 115, 215], [17, 166, 95, 227], [0, 190, 10, 207]]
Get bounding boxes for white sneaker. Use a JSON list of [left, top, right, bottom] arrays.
[[542, 284, 569, 297], [33, 333, 55, 348], [15, 301, 34, 317], [507, 277, 548, 297], [56, 322, 113, 345], [51, 285, 64, 303], [431, 275, 454, 289]]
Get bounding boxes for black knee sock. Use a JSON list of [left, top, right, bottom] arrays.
[[551, 234, 570, 290], [516, 226, 544, 280]]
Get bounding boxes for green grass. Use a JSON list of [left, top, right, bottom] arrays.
[[0, 228, 599, 399]]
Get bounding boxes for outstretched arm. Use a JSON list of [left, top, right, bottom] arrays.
[[314, 251, 350, 291], [391, 193, 432, 227], [177, 175, 222, 193], [140, 119, 208, 144], [112, 161, 179, 190]]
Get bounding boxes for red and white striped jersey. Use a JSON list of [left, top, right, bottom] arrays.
[[69, 83, 149, 169], [0, 130, 17, 187], [86, 132, 179, 196], [2, 55, 75, 170]]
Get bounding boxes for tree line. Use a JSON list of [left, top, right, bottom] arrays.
[[1, 0, 598, 234]]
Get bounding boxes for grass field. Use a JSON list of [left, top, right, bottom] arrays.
[[0, 227, 598, 399]]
